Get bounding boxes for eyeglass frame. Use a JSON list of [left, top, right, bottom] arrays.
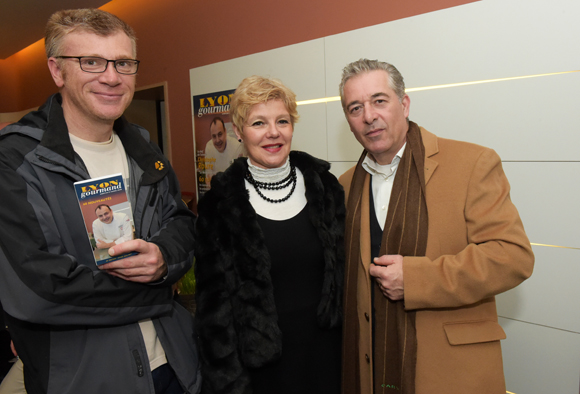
[[55, 56, 140, 75]]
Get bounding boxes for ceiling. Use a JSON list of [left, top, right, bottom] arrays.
[[0, 0, 111, 60]]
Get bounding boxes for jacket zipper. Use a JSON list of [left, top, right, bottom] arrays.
[[138, 184, 158, 240], [132, 349, 144, 377]]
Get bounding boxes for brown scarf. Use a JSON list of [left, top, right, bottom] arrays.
[[343, 122, 428, 394]]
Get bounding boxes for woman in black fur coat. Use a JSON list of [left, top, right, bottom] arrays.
[[195, 76, 345, 394]]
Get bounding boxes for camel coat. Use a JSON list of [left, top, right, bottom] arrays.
[[339, 127, 534, 394]]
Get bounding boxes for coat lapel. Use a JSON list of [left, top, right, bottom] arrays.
[[420, 127, 439, 185]]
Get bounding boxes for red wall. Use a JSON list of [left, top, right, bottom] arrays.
[[0, 0, 477, 196]]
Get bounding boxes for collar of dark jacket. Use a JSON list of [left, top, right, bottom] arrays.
[[33, 94, 169, 185], [289, 150, 331, 174]]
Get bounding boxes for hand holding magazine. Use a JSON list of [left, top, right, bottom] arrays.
[[74, 173, 136, 266]]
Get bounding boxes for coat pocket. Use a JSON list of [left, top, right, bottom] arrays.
[[443, 320, 506, 345]]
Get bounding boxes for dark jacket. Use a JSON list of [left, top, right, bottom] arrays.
[[194, 151, 345, 394], [0, 94, 201, 394]]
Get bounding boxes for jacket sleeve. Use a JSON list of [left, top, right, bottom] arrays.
[[194, 191, 250, 394], [403, 148, 534, 310], [0, 159, 174, 327], [147, 162, 196, 285]]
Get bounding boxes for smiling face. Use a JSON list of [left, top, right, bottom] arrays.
[[210, 120, 227, 153], [48, 30, 136, 137], [343, 70, 410, 165], [234, 99, 293, 169], [95, 206, 114, 224]]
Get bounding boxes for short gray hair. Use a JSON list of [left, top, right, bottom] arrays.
[[339, 59, 406, 110], [45, 9, 137, 58]]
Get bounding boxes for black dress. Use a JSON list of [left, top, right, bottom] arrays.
[[250, 205, 341, 394]]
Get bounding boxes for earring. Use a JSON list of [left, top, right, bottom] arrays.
[[238, 139, 242, 142]]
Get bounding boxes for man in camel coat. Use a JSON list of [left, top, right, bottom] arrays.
[[338, 58, 534, 394]]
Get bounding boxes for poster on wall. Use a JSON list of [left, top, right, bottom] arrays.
[[192, 88, 243, 199]]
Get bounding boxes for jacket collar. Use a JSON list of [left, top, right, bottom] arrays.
[[289, 150, 331, 175], [28, 94, 169, 185], [39, 94, 77, 163], [114, 116, 169, 185]]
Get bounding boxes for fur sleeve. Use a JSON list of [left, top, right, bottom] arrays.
[[296, 152, 346, 329], [195, 190, 250, 394]]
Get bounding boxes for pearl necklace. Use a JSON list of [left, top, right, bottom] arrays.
[[245, 165, 297, 203]]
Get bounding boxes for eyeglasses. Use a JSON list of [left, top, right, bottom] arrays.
[[56, 56, 140, 75]]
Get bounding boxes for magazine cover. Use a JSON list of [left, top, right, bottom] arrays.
[[192, 88, 243, 199], [74, 173, 136, 266]]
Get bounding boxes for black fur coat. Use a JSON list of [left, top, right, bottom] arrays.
[[194, 151, 345, 394]]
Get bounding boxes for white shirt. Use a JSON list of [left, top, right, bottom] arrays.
[[362, 143, 407, 230], [69, 132, 131, 196], [92, 212, 133, 246]]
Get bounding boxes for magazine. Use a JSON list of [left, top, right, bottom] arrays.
[[192, 88, 241, 199], [74, 173, 136, 266]]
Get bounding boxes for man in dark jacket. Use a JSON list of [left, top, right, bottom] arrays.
[[0, 9, 200, 394]]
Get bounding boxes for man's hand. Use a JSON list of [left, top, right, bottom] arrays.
[[369, 254, 404, 301], [99, 239, 167, 283]]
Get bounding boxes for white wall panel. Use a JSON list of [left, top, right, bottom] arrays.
[[500, 317, 580, 394], [189, 39, 326, 100], [293, 103, 328, 160], [497, 246, 580, 332], [409, 72, 580, 161], [326, 101, 360, 162], [324, 0, 580, 95], [504, 162, 580, 249]]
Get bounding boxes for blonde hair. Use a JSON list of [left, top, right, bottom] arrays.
[[45, 9, 137, 58], [230, 76, 299, 132]]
